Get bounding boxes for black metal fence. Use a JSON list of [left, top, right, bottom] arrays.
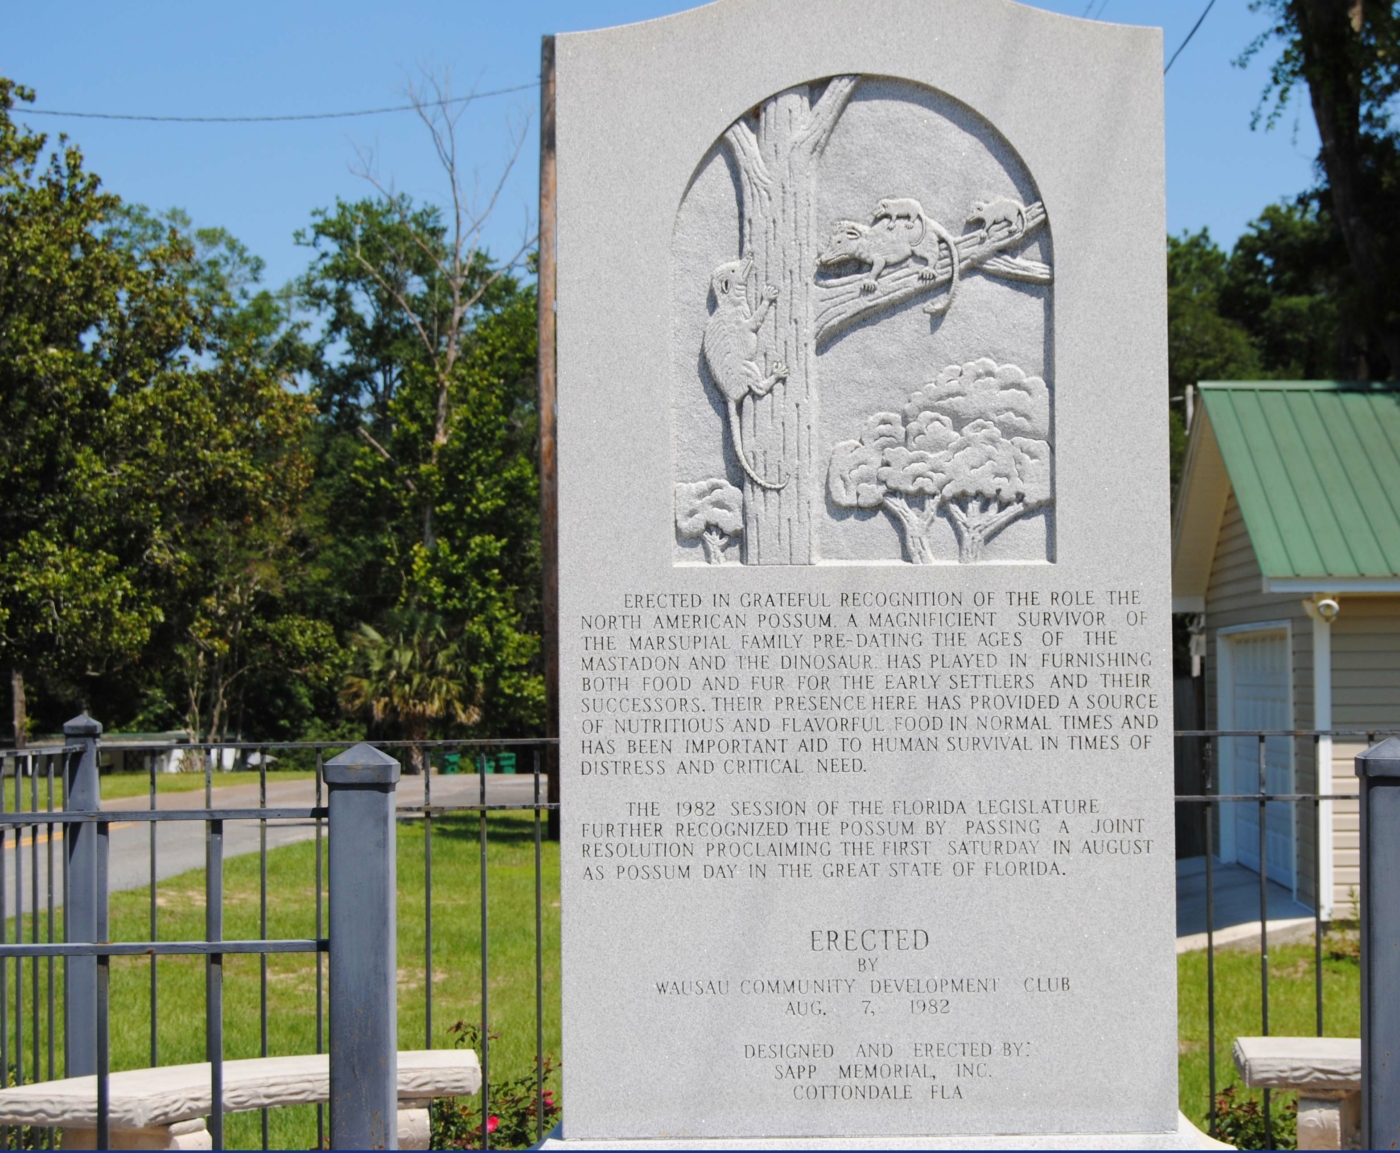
[[0, 721, 557, 1151], [0, 722, 1383, 1148], [1175, 727, 1396, 1148]]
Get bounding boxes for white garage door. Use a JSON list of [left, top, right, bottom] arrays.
[[1223, 629, 1294, 889]]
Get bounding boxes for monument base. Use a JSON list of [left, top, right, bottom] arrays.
[[537, 1113, 1230, 1150]]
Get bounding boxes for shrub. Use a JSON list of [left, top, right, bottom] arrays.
[[1211, 1084, 1297, 1150], [431, 1022, 560, 1150]]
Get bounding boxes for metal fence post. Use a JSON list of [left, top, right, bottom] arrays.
[[1357, 737, 1400, 1150], [326, 743, 400, 1150], [62, 713, 102, 1077]]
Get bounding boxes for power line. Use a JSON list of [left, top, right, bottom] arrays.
[[1164, 0, 1219, 74], [20, 4, 1217, 123], [22, 80, 540, 124]]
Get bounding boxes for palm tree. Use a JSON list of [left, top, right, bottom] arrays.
[[340, 611, 479, 772]]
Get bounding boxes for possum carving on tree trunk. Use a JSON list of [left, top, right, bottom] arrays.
[[701, 253, 789, 490], [817, 196, 961, 316]]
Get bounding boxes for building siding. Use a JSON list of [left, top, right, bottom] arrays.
[[1330, 600, 1400, 910], [1333, 601, 1400, 730], [1200, 490, 1400, 913], [1203, 492, 1315, 906]]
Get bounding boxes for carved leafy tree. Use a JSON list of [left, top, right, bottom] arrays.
[[827, 414, 953, 564], [721, 76, 860, 564], [675, 479, 743, 564], [829, 359, 1053, 563], [920, 360, 1052, 561]]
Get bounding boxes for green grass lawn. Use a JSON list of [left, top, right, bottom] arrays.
[[1178, 934, 1360, 1147], [99, 769, 319, 801], [0, 768, 321, 809], [1, 809, 560, 1150]]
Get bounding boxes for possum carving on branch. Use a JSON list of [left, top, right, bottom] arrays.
[[701, 253, 789, 490], [812, 198, 1051, 348], [817, 196, 962, 316]]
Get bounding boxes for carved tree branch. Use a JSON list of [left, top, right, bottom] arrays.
[[722, 120, 774, 259], [813, 203, 1050, 347], [722, 120, 772, 190], [977, 499, 1035, 547], [796, 75, 859, 157]]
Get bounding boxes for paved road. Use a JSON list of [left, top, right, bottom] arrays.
[[1, 773, 544, 914]]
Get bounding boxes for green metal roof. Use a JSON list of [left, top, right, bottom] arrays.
[[1199, 382, 1400, 580]]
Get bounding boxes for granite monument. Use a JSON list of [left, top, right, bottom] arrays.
[[553, 0, 1184, 1144]]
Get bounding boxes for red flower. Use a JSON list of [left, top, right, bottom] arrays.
[[487, 1117, 500, 1134]]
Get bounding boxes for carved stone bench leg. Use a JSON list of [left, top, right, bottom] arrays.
[[61, 1118, 211, 1149], [398, 1102, 431, 1150], [1296, 1090, 1361, 1151]]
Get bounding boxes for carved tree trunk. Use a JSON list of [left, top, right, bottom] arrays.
[[723, 77, 857, 564], [946, 498, 1030, 563], [883, 497, 940, 564]]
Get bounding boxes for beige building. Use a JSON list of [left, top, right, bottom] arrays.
[[1172, 381, 1400, 919]]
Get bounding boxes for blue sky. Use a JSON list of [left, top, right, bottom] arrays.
[[4, 1, 1319, 292]]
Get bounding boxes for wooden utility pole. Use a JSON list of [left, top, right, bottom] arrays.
[[10, 671, 23, 751], [538, 35, 560, 839]]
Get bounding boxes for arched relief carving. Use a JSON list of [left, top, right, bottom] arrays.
[[672, 74, 1054, 566]]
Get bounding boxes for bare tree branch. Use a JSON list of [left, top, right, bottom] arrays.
[[356, 426, 418, 493], [348, 64, 537, 547], [347, 222, 440, 372]]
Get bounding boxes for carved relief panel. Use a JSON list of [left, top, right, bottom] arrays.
[[671, 76, 1053, 566]]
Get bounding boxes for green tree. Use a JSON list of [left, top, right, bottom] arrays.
[[114, 209, 341, 743], [1219, 194, 1343, 379], [1166, 203, 1342, 483], [340, 611, 478, 771], [1242, 0, 1400, 376], [297, 73, 543, 737], [0, 76, 190, 726], [0, 76, 339, 738], [400, 272, 542, 735], [299, 202, 543, 736], [1168, 229, 1264, 477], [296, 197, 447, 627], [112, 204, 310, 371], [1168, 229, 1263, 394]]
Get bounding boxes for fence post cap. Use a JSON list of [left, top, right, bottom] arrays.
[[62, 714, 102, 737], [1355, 737, 1400, 778], [324, 742, 401, 786]]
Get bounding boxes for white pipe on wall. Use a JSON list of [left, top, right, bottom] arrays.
[[1305, 596, 1339, 921]]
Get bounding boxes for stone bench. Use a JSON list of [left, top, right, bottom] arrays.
[[1233, 1037, 1360, 1150], [0, 1048, 481, 1149]]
